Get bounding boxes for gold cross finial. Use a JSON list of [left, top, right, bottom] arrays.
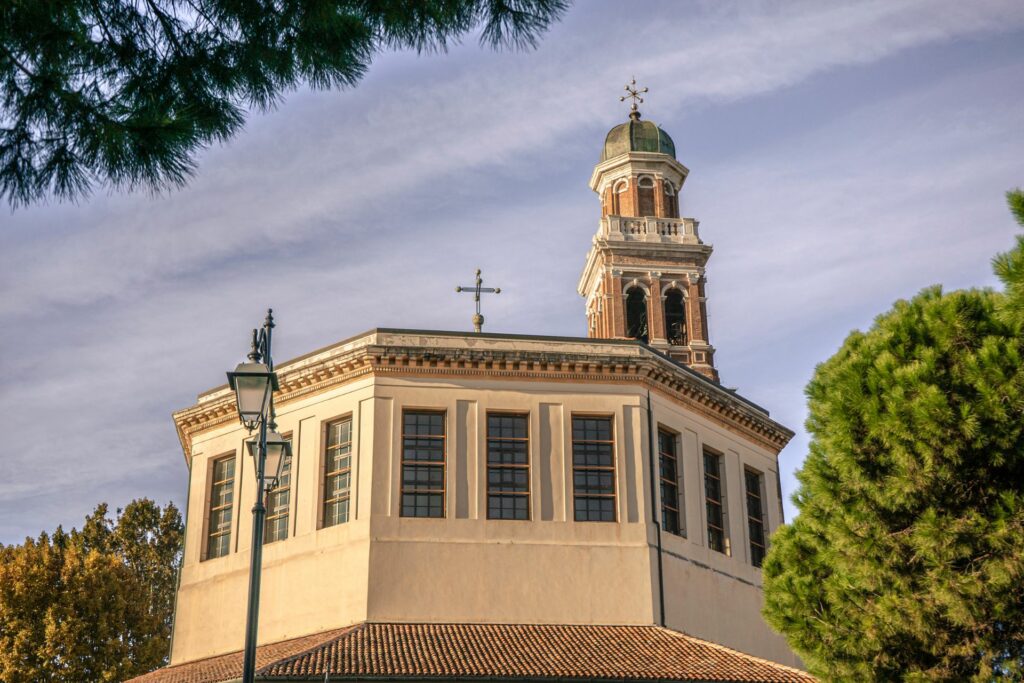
[[620, 78, 648, 120]]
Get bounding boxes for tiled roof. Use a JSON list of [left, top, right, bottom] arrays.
[[124, 626, 354, 683], [128, 622, 815, 683]]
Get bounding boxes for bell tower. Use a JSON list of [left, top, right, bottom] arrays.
[[578, 83, 717, 381]]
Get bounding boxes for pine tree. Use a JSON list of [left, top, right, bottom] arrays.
[[0, 0, 568, 207], [762, 191, 1024, 681], [0, 499, 183, 682]]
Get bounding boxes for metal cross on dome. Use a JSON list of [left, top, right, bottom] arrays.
[[620, 78, 648, 119], [455, 268, 501, 333]]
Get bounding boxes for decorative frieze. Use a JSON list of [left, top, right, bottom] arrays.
[[173, 331, 793, 463]]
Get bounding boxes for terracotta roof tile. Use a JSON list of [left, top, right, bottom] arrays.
[[129, 622, 815, 683], [124, 626, 354, 683]]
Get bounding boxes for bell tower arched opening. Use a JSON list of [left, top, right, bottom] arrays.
[[625, 288, 649, 343], [664, 289, 687, 345]]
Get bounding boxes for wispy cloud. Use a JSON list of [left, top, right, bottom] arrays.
[[2, 0, 1023, 539]]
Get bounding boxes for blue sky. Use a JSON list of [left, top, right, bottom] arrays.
[[2, 0, 1023, 542]]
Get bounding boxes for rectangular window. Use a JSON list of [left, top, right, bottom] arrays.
[[487, 413, 529, 520], [658, 429, 683, 536], [704, 449, 727, 553], [745, 468, 767, 567], [401, 411, 446, 518], [264, 436, 293, 544], [206, 456, 235, 559], [323, 418, 353, 528], [572, 416, 616, 522]]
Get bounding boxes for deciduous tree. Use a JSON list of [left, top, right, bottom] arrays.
[[0, 499, 183, 682]]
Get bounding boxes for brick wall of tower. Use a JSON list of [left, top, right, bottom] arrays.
[[654, 179, 666, 218], [687, 279, 704, 342], [604, 176, 680, 219], [584, 267, 718, 381]]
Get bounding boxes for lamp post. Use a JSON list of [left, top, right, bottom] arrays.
[[226, 309, 290, 683]]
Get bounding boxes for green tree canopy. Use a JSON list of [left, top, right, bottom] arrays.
[[0, 499, 183, 682], [0, 0, 568, 207], [762, 190, 1024, 681]]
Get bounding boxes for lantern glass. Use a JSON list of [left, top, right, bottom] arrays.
[[248, 430, 292, 490], [227, 362, 276, 429]]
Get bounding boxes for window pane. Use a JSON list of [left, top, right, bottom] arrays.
[[708, 526, 725, 553], [401, 412, 445, 518], [749, 519, 765, 546], [571, 417, 615, 523], [488, 468, 529, 491], [206, 455, 235, 560], [402, 437, 445, 461], [704, 451, 726, 554], [327, 450, 351, 473], [659, 430, 683, 537], [707, 501, 723, 529], [324, 498, 350, 527], [402, 492, 444, 518], [325, 471, 351, 499], [745, 469, 766, 568], [323, 417, 353, 529], [487, 439, 528, 464], [574, 496, 615, 522], [487, 414, 529, 520], [328, 419, 352, 448], [402, 464, 445, 490], [404, 412, 444, 436], [662, 509, 679, 534], [488, 494, 528, 520], [572, 441, 613, 467], [209, 507, 231, 534], [573, 470, 614, 494]]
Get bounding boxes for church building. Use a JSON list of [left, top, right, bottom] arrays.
[[130, 92, 812, 683]]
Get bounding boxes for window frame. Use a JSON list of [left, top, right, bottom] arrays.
[[637, 175, 656, 216], [571, 414, 618, 523], [658, 427, 685, 537], [486, 411, 531, 521], [204, 453, 236, 561], [663, 180, 679, 216], [703, 447, 729, 555], [400, 409, 447, 518], [320, 414, 354, 529], [744, 467, 767, 568]]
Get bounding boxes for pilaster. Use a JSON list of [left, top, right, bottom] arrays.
[[649, 277, 666, 343]]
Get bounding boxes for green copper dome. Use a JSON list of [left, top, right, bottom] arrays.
[[601, 117, 676, 161]]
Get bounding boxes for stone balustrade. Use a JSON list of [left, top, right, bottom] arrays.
[[601, 215, 701, 244]]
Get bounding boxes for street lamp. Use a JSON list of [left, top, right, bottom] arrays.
[[227, 361, 277, 430], [225, 309, 282, 683], [246, 427, 291, 491]]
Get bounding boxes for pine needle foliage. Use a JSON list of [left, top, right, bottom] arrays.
[[0, 499, 183, 682], [0, 0, 568, 207], [762, 192, 1024, 681]]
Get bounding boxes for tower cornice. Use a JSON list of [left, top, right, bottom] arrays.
[[590, 151, 689, 194]]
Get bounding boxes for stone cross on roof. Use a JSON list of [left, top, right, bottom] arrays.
[[455, 268, 501, 333]]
